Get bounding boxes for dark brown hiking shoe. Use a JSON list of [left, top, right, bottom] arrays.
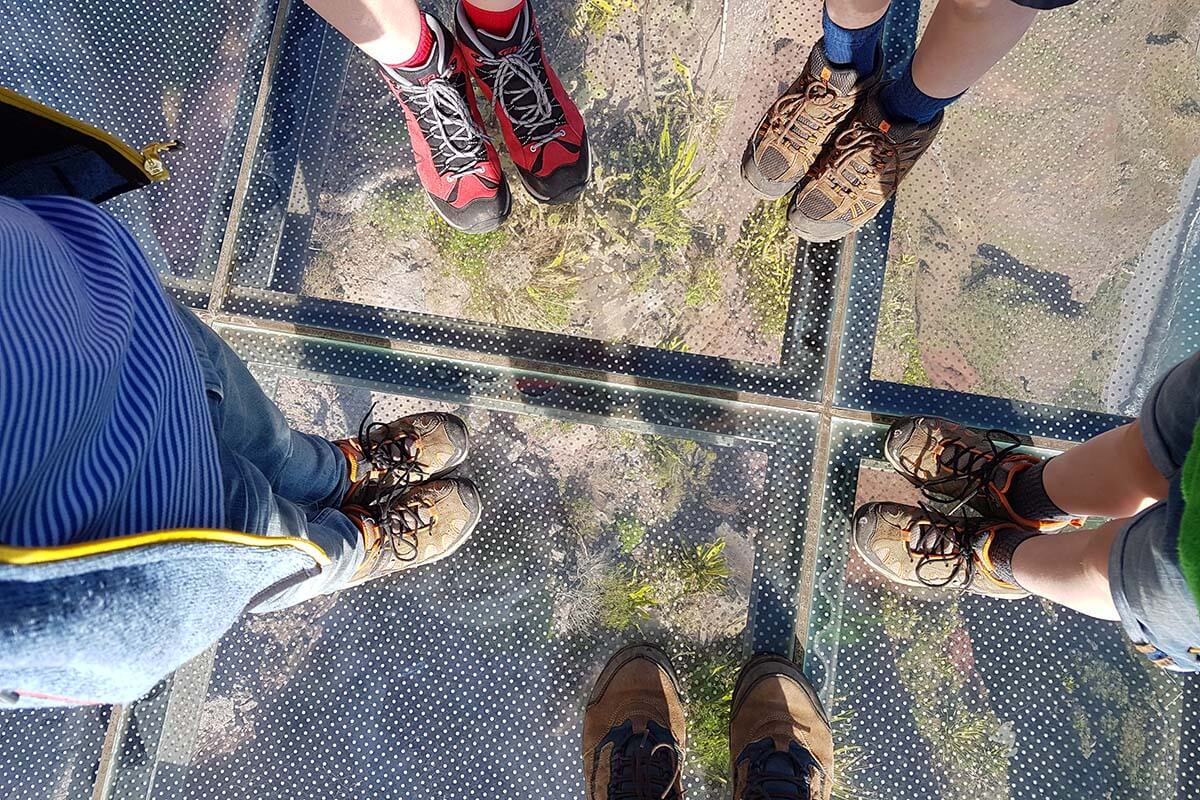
[[583, 644, 686, 800], [730, 655, 833, 800], [345, 478, 481, 585], [886, 416, 1083, 532], [335, 409, 470, 507], [742, 39, 882, 199], [788, 82, 941, 242], [852, 502, 1030, 599]]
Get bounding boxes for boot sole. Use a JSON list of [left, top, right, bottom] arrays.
[[518, 135, 594, 206], [427, 181, 513, 234], [586, 643, 683, 707], [730, 653, 830, 733]]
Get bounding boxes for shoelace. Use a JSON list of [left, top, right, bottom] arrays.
[[355, 403, 428, 489], [476, 38, 566, 150], [907, 504, 984, 589], [608, 729, 684, 800], [771, 79, 845, 142], [376, 494, 437, 562], [742, 745, 825, 800], [917, 429, 1023, 515], [398, 76, 489, 177], [826, 122, 898, 196]]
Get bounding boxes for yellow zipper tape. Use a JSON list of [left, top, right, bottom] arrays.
[[0, 529, 330, 566], [0, 85, 178, 183]]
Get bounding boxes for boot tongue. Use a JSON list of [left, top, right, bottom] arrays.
[[375, 434, 418, 467], [857, 89, 924, 142], [755, 746, 811, 800], [466, 3, 531, 54], [806, 38, 875, 95]]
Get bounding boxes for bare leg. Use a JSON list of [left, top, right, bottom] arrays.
[[463, 0, 524, 10], [1011, 519, 1123, 621], [910, 0, 1038, 98], [825, 0, 891, 29], [1042, 420, 1169, 519], [303, 0, 424, 64]]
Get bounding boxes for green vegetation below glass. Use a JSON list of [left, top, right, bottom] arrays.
[[733, 198, 795, 337], [881, 592, 1014, 800]]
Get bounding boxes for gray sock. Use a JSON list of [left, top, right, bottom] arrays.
[[1007, 458, 1072, 521], [982, 526, 1041, 588]]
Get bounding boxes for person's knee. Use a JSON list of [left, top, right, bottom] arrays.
[[1124, 420, 1170, 501], [1081, 524, 1119, 592]]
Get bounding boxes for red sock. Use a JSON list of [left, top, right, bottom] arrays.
[[462, 0, 525, 36], [387, 15, 434, 69]]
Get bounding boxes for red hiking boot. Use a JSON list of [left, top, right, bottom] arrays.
[[454, 2, 590, 204], [378, 13, 511, 233]]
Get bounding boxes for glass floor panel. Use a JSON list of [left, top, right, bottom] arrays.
[[96, 332, 817, 799], [0, 706, 112, 800], [843, 0, 1200, 419], [218, 0, 837, 394], [805, 419, 1197, 800], [0, 0, 275, 296]]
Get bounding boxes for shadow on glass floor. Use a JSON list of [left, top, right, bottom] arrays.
[[805, 419, 1197, 800], [837, 0, 1200, 436]]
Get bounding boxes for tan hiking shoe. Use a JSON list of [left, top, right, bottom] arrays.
[[335, 410, 470, 506], [583, 644, 686, 800], [885, 416, 1083, 532], [743, 39, 882, 198], [345, 478, 481, 585], [729, 654, 833, 800], [852, 502, 1030, 599], [788, 83, 941, 242]]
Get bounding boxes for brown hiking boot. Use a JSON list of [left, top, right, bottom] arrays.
[[345, 478, 481, 585], [730, 654, 833, 800], [583, 644, 686, 800], [852, 502, 1030, 599], [742, 38, 882, 199], [335, 409, 470, 507], [788, 82, 941, 242], [886, 416, 1083, 532]]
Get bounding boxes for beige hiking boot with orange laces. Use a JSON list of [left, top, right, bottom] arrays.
[[334, 410, 470, 507], [852, 502, 1030, 600], [885, 416, 1083, 533]]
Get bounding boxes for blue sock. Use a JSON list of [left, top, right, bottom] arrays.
[[821, 4, 884, 76], [879, 62, 964, 125]]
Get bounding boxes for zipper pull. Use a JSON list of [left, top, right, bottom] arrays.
[[140, 139, 183, 180], [0, 690, 18, 706]]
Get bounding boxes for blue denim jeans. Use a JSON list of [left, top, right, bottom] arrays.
[[175, 304, 364, 607]]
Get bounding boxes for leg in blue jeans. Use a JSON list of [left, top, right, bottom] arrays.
[[174, 305, 364, 607]]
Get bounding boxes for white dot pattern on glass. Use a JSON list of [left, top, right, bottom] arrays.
[[116, 366, 815, 799], [1, 0, 1198, 796], [853, 0, 1200, 418], [226, 0, 828, 372], [0, 0, 272, 283], [807, 420, 1197, 800]]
